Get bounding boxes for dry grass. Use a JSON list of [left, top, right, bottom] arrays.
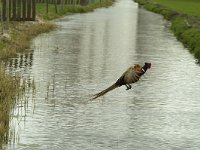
[[0, 65, 21, 146], [0, 21, 55, 59]]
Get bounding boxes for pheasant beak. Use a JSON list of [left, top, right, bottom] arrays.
[[148, 63, 151, 69], [146, 62, 151, 69]]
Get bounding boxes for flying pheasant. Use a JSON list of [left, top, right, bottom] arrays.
[[92, 62, 151, 99]]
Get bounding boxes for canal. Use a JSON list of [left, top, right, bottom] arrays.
[[4, 0, 200, 149]]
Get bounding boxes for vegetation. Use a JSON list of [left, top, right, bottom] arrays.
[[135, 0, 200, 60], [0, 22, 55, 59], [0, 66, 21, 147], [37, 0, 113, 20], [148, 0, 200, 18]]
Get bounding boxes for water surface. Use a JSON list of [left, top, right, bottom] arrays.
[[4, 0, 200, 149]]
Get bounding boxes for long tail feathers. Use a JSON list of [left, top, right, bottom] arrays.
[[92, 83, 118, 100]]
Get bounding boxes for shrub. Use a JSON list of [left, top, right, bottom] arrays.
[[170, 17, 190, 39], [181, 28, 200, 52]]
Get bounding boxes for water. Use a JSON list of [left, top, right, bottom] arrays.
[[4, 0, 200, 149]]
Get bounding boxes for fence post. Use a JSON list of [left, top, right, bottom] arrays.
[[46, 0, 49, 13], [2, 0, 6, 20], [17, 0, 21, 20], [0, 0, 5, 33], [6, 0, 9, 28], [12, 0, 16, 20], [9, 0, 11, 19], [32, 0, 36, 20], [22, 0, 27, 21]]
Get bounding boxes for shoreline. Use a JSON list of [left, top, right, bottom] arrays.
[[134, 0, 200, 60]]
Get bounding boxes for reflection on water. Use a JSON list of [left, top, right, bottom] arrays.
[[3, 0, 200, 149]]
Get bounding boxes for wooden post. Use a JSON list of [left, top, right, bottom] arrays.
[[22, 0, 27, 20], [46, 0, 49, 13], [17, 0, 21, 20], [32, 0, 36, 20], [27, 0, 31, 20], [13, 0, 16, 20], [6, 0, 9, 28], [0, 0, 5, 33], [54, 0, 57, 13], [2, 0, 6, 20], [9, 0, 11, 19]]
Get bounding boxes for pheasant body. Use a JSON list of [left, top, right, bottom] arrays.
[[92, 62, 151, 99]]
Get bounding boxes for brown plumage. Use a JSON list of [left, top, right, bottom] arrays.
[[92, 63, 151, 100], [92, 83, 118, 100]]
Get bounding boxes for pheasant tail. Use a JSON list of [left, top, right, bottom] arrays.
[[92, 83, 118, 100]]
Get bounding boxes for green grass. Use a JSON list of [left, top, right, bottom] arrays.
[[150, 0, 200, 18]]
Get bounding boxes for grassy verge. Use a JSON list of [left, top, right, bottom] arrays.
[[147, 0, 200, 18], [0, 22, 55, 59], [135, 0, 200, 60]]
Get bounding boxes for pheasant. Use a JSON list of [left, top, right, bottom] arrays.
[[92, 62, 151, 99]]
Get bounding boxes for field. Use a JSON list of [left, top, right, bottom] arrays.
[[150, 0, 200, 18]]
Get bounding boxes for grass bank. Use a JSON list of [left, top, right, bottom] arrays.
[[0, 22, 55, 59], [134, 0, 200, 60]]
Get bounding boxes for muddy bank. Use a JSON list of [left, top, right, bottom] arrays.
[[135, 0, 200, 60]]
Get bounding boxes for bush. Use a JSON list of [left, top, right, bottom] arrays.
[[194, 45, 200, 58], [181, 28, 200, 52], [170, 17, 189, 38]]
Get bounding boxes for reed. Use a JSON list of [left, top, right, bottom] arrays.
[[0, 65, 21, 147]]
